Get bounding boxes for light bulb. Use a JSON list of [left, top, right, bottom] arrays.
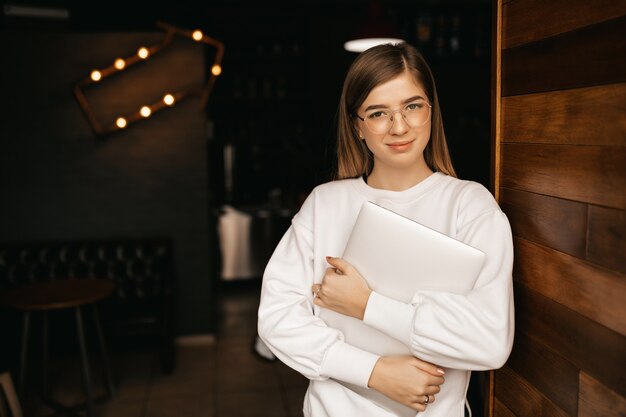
[[192, 30, 203, 41], [211, 65, 222, 76], [140, 106, 152, 118], [114, 58, 126, 70], [116, 117, 127, 128], [137, 47, 149, 59], [90, 70, 102, 81], [163, 94, 175, 106]]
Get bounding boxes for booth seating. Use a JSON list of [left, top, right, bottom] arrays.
[[0, 238, 176, 376]]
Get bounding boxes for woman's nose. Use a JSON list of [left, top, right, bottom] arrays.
[[389, 112, 409, 134]]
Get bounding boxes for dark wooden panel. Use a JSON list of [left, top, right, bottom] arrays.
[[587, 205, 626, 275], [503, 0, 626, 49], [579, 372, 626, 417], [501, 143, 626, 209], [507, 332, 579, 415], [495, 366, 569, 417], [513, 237, 626, 336], [500, 188, 587, 257], [502, 16, 626, 96], [501, 83, 626, 146], [494, 398, 516, 417], [515, 283, 626, 397], [491, 0, 503, 198]]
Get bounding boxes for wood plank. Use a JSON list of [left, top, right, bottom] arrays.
[[491, 0, 503, 198], [503, 0, 626, 49], [501, 143, 626, 209], [507, 332, 579, 415], [515, 283, 626, 397], [501, 83, 626, 146], [587, 205, 626, 275], [494, 398, 516, 417], [502, 16, 626, 96], [513, 237, 626, 336], [579, 371, 626, 417], [500, 188, 587, 257], [494, 366, 570, 417]]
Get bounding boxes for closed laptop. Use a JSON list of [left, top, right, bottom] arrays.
[[318, 201, 486, 416]]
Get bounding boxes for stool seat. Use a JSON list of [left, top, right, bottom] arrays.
[[0, 279, 115, 311]]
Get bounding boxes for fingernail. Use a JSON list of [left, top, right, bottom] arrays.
[[326, 256, 332, 261], [437, 369, 445, 375]]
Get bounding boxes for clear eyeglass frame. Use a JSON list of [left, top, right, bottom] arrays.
[[353, 101, 432, 134]]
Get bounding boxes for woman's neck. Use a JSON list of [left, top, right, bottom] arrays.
[[366, 165, 434, 191]]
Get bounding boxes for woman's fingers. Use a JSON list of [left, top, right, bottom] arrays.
[[410, 356, 446, 377], [408, 394, 436, 411], [311, 263, 345, 298], [368, 356, 443, 411], [311, 284, 323, 304], [325, 256, 352, 274]]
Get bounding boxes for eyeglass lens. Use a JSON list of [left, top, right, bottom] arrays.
[[364, 103, 431, 133]]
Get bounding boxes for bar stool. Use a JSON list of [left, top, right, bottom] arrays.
[[0, 278, 116, 417]]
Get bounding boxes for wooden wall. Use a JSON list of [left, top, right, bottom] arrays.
[[491, 1, 626, 416]]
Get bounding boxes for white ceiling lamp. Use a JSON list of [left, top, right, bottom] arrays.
[[344, 0, 404, 53], [3, 4, 69, 20]]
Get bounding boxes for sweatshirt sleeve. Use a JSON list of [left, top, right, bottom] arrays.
[[362, 201, 515, 371], [257, 196, 380, 387]]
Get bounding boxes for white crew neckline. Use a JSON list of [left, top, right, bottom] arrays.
[[351, 171, 446, 203]]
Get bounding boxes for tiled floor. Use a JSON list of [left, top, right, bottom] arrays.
[[20, 280, 309, 417]]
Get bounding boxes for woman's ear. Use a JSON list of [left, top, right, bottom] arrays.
[[352, 121, 365, 140]]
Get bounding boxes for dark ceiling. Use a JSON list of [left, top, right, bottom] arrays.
[[2, 0, 490, 32]]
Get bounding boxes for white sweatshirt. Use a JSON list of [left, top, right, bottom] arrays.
[[258, 172, 514, 417]]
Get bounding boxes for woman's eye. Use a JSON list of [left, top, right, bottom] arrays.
[[367, 111, 386, 119], [406, 103, 422, 111]]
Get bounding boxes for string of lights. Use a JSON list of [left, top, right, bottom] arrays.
[[73, 21, 224, 138]]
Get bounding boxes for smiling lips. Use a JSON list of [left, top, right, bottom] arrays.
[[387, 140, 414, 151]]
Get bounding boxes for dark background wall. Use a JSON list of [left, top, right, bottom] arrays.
[[1, 0, 492, 336], [0, 31, 212, 335]]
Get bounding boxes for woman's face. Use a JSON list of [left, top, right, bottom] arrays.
[[355, 70, 432, 176]]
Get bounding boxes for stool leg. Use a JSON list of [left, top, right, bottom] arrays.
[[18, 311, 30, 399], [0, 371, 24, 417], [75, 306, 95, 417], [91, 303, 115, 397], [42, 311, 49, 399]]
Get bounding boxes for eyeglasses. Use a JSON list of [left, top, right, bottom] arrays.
[[354, 101, 432, 134]]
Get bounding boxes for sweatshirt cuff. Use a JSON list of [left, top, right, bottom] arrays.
[[320, 342, 379, 388], [363, 291, 414, 345]]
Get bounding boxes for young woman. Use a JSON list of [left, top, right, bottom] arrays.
[[257, 43, 514, 417]]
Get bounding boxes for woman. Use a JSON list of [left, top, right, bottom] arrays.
[[257, 43, 514, 417]]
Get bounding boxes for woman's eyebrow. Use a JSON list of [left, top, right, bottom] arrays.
[[364, 95, 427, 112]]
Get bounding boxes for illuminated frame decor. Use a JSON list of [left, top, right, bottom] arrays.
[[73, 21, 224, 138]]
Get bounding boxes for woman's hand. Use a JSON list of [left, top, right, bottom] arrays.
[[311, 256, 372, 320], [368, 356, 445, 411]]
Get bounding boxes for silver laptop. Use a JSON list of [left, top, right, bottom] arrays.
[[318, 201, 485, 416]]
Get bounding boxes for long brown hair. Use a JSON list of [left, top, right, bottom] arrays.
[[335, 43, 456, 179]]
